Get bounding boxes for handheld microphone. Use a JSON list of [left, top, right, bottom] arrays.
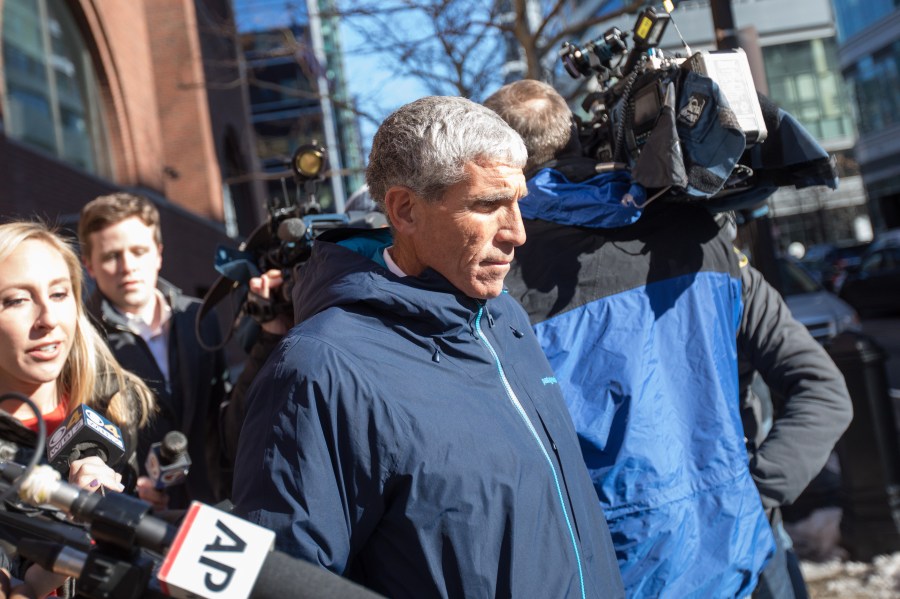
[[2, 464, 386, 599], [145, 431, 191, 490], [46, 404, 126, 474], [0, 462, 174, 554]]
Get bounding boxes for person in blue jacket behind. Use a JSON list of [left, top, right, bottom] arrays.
[[485, 79, 851, 598], [231, 95, 624, 599]]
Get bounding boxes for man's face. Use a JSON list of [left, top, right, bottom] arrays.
[[84, 216, 162, 314], [411, 161, 527, 299]]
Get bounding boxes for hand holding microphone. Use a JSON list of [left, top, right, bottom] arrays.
[[69, 456, 123, 495], [1, 461, 387, 599], [138, 430, 192, 512], [46, 404, 126, 494], [145, 431, 191, 491]]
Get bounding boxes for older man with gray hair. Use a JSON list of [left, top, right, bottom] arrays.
[[232, 96, 623, 598]]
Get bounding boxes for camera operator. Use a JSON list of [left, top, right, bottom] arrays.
[[0, 221, 156, 598], [485, 79, 851, 598], [220, 269, 291, 467]]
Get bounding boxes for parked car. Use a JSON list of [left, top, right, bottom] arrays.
[[867, 227, 900, 253], [839, 245, 900, 317], [800, 241, 870, 293], [779, 257, 862, 343]]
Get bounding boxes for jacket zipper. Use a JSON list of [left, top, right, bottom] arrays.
[[474, 305, 586, 599]]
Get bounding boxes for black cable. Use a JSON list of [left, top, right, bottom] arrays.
[[0, 392, 45, 504]]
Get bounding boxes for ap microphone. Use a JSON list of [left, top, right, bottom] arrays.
[[1, 465, 385, 599], [145, 431, 192, 490], [46, 404, 126, 474], [159, 502, 386, 599]]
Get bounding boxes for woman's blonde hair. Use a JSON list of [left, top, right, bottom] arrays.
[[0, 221, 155, 427]]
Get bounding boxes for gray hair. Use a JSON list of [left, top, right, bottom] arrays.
[[366, 96, 527, 209]]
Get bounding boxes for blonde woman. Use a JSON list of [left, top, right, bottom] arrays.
[[0, 221, 155, 597]]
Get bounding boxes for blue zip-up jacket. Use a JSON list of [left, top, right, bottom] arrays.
[[505, 166, 776, 598], [231, 232, 625, 599]]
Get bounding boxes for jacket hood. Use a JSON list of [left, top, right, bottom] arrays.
[[522, 167, 643, 229], [291, 229, 486, 338]]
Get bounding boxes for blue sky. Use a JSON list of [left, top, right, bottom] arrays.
[[338, 17, 430, 153], [232, 0, 426, 152]]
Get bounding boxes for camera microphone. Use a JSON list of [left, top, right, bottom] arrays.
[[46, 404, 126, 474], [145, 431, 191, 491], [277, 218, 307, 243]]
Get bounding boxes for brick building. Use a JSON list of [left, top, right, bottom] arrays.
[[0, 0, 264, 296]]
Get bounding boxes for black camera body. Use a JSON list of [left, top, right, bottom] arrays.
[[562, 7, 767, 196], [196, 143, 386, 348]]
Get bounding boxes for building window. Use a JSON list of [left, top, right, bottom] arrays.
[[1, 0, 111, 177], [763, 37, 856, 145], [832, 0, 898, 43], [845, 39, 900, 135]]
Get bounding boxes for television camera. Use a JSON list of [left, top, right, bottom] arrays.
[[195, 143, 386, 350], [559, 6, 769, 203]]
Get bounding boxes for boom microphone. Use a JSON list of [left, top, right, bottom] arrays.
[[0, 462, 174, 554], [145, 431, 191, 490], [159, 501, 385, 599], [46, 404, 125, 474], [1, 465, 387, 599]]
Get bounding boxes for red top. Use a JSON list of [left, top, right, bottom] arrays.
[[19, 397, 69, 435]]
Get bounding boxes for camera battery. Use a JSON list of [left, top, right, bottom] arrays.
[[689, 49, 767, 145]]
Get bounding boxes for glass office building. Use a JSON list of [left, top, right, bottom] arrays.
[[233, 0, 365, 212], [832, 0, 900, 228]]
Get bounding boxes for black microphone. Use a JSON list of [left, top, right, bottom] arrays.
[[277, 217, 307, 243], [46, 404, 126, 474], [145, 431, 191, 490], [0, 462, 174, 554], [17, 538, 166, 599], [18, 534, 385, 599], [251, 550, 386, 599], [1, 465, 386, 599]]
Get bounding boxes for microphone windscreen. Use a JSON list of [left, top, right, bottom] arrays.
[[46, 405, 125, 472], [277, 218, 307, 243], [160, 431, 189, 463], [253, 551, 386, 599]]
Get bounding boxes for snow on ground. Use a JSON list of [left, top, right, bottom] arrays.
[[787, 506, 900, 597], [803, 553, 900, 598]]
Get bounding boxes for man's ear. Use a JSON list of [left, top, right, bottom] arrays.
[[383, 186, 419, 235], [82, 254, 95, 279]]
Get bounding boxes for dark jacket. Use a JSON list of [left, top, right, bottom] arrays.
[[232, 232, 625, 599], [505, 164, 775, 598], [87, 279, 229, 505], [737, 262, 853, 508]]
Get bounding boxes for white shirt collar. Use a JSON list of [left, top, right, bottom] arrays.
[[383, 246, 408, 278], [121, 289, 172, 338]]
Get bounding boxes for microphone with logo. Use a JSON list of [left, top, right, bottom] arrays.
[[46, 404, 126, 475], [145, 431, 192, 491], [1, 462, 386, 599]]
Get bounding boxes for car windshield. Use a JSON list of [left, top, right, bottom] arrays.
[[779, 258, 823, 295]]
